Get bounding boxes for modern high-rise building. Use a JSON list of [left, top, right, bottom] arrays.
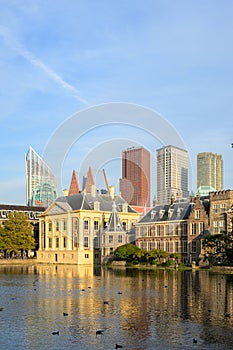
[[119, 147, 150, 207], [156, 145, 189, 204], [197, 152, 223, 190], [25, 146, 58, 207]]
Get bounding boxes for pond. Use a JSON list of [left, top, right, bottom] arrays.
[[0, 264, 233, 349]]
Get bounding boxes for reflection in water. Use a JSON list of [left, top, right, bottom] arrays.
[[0, 265, 233, 349]]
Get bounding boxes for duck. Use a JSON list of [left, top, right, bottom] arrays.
[[96, 329, 105, 336], [193, 338, 197, 344], [116, 344, 123, 349], [52, 331, 59, 335]]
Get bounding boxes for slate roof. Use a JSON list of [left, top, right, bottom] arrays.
[[0, 204, 45, 212], [53, 192, 137, 213], [138, 200, 193, 224]]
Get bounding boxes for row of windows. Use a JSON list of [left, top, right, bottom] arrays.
[[47, 219, 128, 233], [48, 237, 67, 249], [212, 203, 226, 213], [138, 222, 205, 237], [102, 234, 123, 244], [139, 240, 197, 253]]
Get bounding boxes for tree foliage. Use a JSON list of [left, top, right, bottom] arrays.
[[114, 243, 140, 260], [202, 231, 233, 265], [0, 212, 36, 257]]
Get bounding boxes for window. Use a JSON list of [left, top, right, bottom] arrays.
[[174, 225, 179, 236], [84, 220, 89, 230], [95, 253, 99, 259], [156, 226, 161, 236], [85, 254, 89, 259], [174, 241, 178, 253], [84, 236, 89, 248], [195, 210, 200, 219], [48, 222, 52, 232], [191, 223, 197, 235], [165, 241, 169, 252], [199, 222, 204, 234], [165, 225, 169, 236], [94, 220, 99, 231], [220, 204, 226, 212], [182, 240, 187, 253], [219, 221, 225, 233], [48, 237, 52, 248], [63, 220, 67, 231], [213, 204, 218, 213], [63, 237, 66, 248], [181, 223, 187, 236], [191, 241, 197, 253], [56, 221, 59, 231], [63, 254, 65, 259], [118, 235, 122, 243], [213, 221, 218, 234], [148, 242, 152, 251], [156, 241, 161, 250], [73, 219, 78, 231], [109, 235, 113, 243], [122, 222, 127, 230], [94, 236, 99, 248], [56, 237, 59, 248], [148, 227, 152, 236]]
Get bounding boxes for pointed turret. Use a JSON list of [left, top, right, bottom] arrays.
[[68, 170, 80, 196], [106, 201, 124, 232], [84, 167, 95, 193]]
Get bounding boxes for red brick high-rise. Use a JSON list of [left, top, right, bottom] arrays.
[[120, 147, 150, 207]]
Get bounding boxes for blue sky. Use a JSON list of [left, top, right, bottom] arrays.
[[0, 0, 232, 204]]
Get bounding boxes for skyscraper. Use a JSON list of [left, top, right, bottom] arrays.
[[156, 145, 189, 204], [119, 147, 150, 207], [25, 146, 58, 207], [197, 152, 223, 190]]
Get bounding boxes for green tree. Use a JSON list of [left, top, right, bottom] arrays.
[[2, 212, 36, 257], [114, 243, 140, 260], [202, 234, 226, 265]]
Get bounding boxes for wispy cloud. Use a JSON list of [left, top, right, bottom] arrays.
[[0, 25, 88, 105]]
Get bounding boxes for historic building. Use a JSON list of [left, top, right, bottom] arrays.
[[37, 186, 141, 265], [156, 145, 189, 205], [135, 196, 210, 264], [135, 189, 233, 264], [209, 190, 233, 235], [119, 146, 150, 207]]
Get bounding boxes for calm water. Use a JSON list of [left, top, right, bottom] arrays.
[[0, 265, 233, 350]]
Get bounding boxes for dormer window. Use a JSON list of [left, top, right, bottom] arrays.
[[159, 210, 165, 218], [168, 209, 174, 218], [150, 210, 156, 220]]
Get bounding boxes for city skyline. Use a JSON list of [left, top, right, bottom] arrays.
[[0, 1, 233, 204]]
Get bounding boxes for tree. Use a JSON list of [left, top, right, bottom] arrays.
[[114, 244, 140, 260], [202, 234, 226, 265], [1, 212, 36, 257]]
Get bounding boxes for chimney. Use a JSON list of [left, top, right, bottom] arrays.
[[63, 189, 69, 196], [109, 186, 115, 199], [91, 184, 96, 197]]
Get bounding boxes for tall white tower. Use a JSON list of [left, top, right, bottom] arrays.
[[156, 145, 189, 204]]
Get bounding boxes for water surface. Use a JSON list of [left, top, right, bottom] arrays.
[[0, 265, 233, 349]]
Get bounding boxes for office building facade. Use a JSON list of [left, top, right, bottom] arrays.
[[119, 147, 150, 207], [25, 146, 58, 207], [197, 152, 223, 191], [156, 145, 189, 205]]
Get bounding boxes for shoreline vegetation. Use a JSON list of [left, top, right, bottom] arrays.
[[1, 258, 233, 274]]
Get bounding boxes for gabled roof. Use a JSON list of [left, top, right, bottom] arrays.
[[68, 170, 80, 196]]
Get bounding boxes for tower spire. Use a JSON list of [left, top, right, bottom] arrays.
[[84, 167, 95, 193], [68, 170, 80, 196]]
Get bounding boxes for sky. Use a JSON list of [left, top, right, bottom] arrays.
[[0, 0, 233, 205]]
